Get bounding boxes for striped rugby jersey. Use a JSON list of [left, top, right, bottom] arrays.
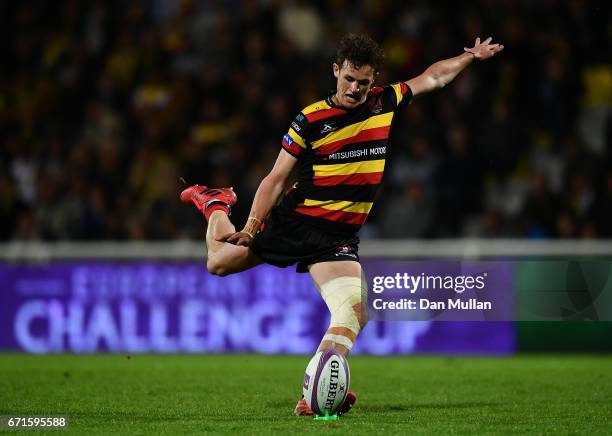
[[280, 82, 412, 235]]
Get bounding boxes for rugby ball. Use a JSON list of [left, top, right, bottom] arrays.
[[302, 349, 350, 415]]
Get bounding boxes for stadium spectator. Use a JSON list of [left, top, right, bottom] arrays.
[[2, 1, 610, 241]]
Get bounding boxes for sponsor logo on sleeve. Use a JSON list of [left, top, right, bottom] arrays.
[[283, 133, 302, 154]]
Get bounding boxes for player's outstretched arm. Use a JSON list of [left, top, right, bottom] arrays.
[[218, 149, 297, 246], [406, 37, 504, 97]]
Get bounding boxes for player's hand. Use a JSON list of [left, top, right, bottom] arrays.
[[464, 37, 504, 60], [217, 232, 254, 247]]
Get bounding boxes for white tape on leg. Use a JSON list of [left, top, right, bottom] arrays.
[[322, 333, 355, 350], [319, 276, 364, 337]]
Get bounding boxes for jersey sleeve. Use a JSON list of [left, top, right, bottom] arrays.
[[281, 112, 309, 157], [386, 82, 413, 110]]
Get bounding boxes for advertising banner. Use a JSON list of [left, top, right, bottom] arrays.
[[0, 261, 513, 354]]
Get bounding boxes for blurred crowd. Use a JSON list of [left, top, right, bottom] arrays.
[[1, 0, 611, 241]]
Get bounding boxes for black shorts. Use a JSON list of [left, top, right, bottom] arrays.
[[250, 205, 360, 273]]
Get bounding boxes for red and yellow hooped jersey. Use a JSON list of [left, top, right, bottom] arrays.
[[281, 82, 412, 235]]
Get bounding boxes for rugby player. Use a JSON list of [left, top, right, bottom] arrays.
[[181, 34, 503, 416]]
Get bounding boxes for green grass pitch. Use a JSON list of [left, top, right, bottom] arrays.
[[1, 354, 611, 434]]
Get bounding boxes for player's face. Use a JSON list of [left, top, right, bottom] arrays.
[[333, 60, 376, 109]]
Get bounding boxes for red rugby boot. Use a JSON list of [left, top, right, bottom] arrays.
[[293, 399, 314, 416], [337, 391, 357, 416], [180, 185, 237, 220]]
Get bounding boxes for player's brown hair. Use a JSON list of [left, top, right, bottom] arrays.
[[336, 33, 385, 71]]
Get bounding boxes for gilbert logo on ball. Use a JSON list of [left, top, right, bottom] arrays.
[[303, 349, 350, 416]]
